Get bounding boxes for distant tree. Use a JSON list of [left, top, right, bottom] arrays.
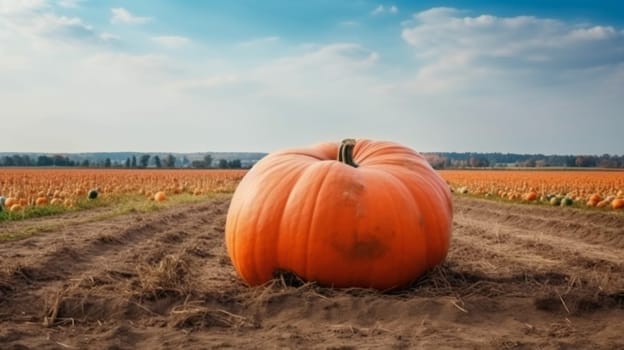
[[163, 154, 176, 168], [81, 159, 90, 167], [125, 157, 131, 168], [52, 155, 70, 167], [564, 156, 576, 167], [153, 155, 162, 168], [597, 154, 618, 168], [203, 154, 213, 168], [575, 156, 596, 167], [131, 155, 137, 168], [180, 156, 190, 168], [191, 160, 205, 168], [228, 159, 242, 169], [37, 155, 53, 167], [423, 154, 447, 169], [104, 158, 112, 168], [11, 155, 25, 166], [218, 159, 228, 169], [19, 154, 35, 166], [2, 156, 14, 166], [139, 154, 150, 168], [518, 158, 536, 167]]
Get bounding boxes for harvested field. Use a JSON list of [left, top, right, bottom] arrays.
[[1, 195, 623, 349]]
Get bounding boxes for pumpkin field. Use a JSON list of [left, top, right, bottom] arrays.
[[441, 169, 624, 209], [0, 168, 623, 349]]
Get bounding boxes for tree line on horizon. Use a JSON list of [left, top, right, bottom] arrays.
[[0, 153, 246, 169], [423, 152, 624, 169], [1, 152, 623, 169]]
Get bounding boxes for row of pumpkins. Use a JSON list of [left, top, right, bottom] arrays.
[[530, 192, 624, 209], [0, 189, 98, 212], [0, 190, 169, 212], [455, 186, 624, 210]]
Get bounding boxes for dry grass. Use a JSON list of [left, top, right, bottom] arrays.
[[137, 254, 193, 298], [170, 297, 253, 329]]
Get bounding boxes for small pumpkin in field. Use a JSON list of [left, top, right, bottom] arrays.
[[4, 197, 18, 208], [612, 198, 624, 210], [225, 139, 453, 290], [588, 193, 602, 203], [154, 191, 167, 202], [35, 197, 49, 206], [523, 191, 538, 201], [586, 193, 602, 207]]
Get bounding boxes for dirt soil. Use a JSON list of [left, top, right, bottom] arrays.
[[1, 195, 623, 350]]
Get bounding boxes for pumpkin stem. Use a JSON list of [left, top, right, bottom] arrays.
[[338, 138, 358, 168]]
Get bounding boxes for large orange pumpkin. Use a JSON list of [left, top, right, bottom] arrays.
[[225, 139, 453, 290]]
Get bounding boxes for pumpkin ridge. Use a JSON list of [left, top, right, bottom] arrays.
[[303, 162, 338, 282], [357, 167, 430, 286], [404, 166, 451, 266], [270, 159, 336, 281], [376, 167, 429, 279], [275, 161, 322, 278], [257, 160, 313, 283]]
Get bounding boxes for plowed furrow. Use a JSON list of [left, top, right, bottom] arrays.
[[0, 199, 230, 316], [454, 196, 624, 248], [452, 197, 624, 293]]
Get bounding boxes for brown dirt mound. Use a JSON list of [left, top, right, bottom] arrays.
[[0, 195, 623, 349]]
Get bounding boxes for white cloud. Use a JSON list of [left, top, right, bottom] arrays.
[[261, 43, 379, 73], [174, 74, 240, 92], [110, 7, 151, 24], [372, 4, 398, 16], [1, 7, 96, 45], [400, 7, 624, 93], [100, 32, 119, 41], [151, 35, 191, 48], [175, 43, 380, 97], [33, 13, 93, 37], [371, 5, 384, 15], [57, 0, 83, 8], [0, 0, 46, 14], [568, 26, 617, 41], [240, 43, 380, 104], [80, 52, 174, 82], [237, 36, 280, 47]]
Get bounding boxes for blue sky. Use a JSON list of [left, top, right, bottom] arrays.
[[1, 1, 623, 154]]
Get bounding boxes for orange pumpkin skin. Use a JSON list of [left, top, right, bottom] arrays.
[[225, 139, 453, 290], [154, 191, 167, 202], [5, 197, 18, 208], [524, 191, 538, 201]]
